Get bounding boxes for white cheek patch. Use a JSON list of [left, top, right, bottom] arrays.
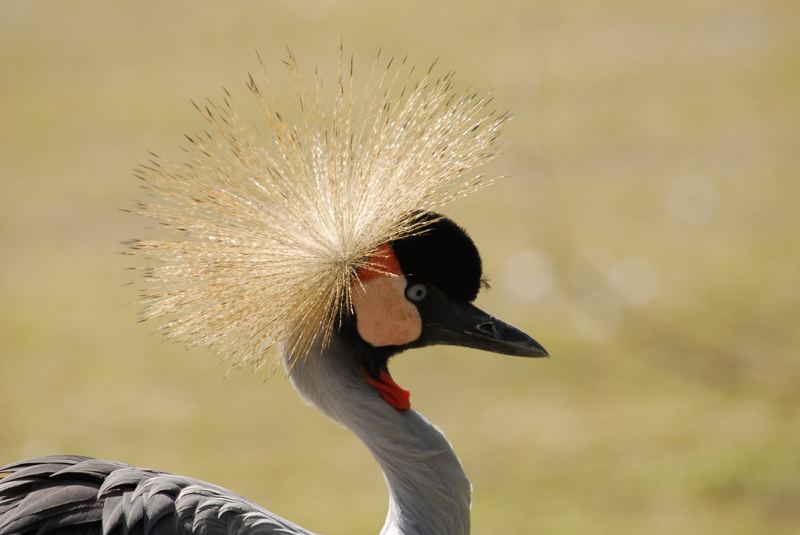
[[351, 275, 422, 347]]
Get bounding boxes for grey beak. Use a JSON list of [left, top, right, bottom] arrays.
[[420, 291, 548, 358]]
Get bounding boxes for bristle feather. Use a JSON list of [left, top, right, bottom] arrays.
[[131, 49, 508, 367]]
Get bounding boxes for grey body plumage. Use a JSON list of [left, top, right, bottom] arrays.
[[0, 456, 309, 535], [0, 327, 484, 535], [285, 336, 472, 535]]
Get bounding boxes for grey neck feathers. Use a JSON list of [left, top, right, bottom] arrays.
[[284, 340, 471, 535]]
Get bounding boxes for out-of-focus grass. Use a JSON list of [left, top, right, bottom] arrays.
[[1, 1, 798, 533]]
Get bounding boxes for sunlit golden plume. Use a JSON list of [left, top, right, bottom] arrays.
[[128, 48, 509, 367]]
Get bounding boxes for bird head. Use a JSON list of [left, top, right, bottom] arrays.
[[130, 49, 546, 397], [342, 212, 547, 411]]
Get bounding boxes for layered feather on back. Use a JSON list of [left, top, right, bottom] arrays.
[[129, 48, 508, 366], [0, 456, 310, 534]]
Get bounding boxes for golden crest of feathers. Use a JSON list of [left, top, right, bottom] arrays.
[[129, 48, 509, 367]]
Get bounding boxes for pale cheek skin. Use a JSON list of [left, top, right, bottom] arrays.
[[351, 275, 422, 347]]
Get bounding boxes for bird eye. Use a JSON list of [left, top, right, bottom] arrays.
[[405, 283, 428, 302]]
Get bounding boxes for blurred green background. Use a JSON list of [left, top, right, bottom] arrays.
[[1, 1, 798, 533]]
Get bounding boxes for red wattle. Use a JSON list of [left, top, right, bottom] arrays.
[[363, 369, 411, 411]]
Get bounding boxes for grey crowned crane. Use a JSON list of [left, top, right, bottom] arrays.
[[0, 50, 548, 535]]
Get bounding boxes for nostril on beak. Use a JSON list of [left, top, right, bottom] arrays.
[[476, 321, 499, 338]]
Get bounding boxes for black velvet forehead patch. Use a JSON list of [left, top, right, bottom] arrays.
[[391, 213, 483, 303]]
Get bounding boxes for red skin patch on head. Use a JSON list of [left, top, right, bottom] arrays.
[[363, 369, 411, 411], [357, 244, 403, 282]]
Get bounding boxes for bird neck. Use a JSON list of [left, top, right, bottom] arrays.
[[284, 341, 471, 535]]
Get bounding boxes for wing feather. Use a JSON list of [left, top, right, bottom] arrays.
[[0, 456, 312, 534], [101, 496, 124, 535]]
